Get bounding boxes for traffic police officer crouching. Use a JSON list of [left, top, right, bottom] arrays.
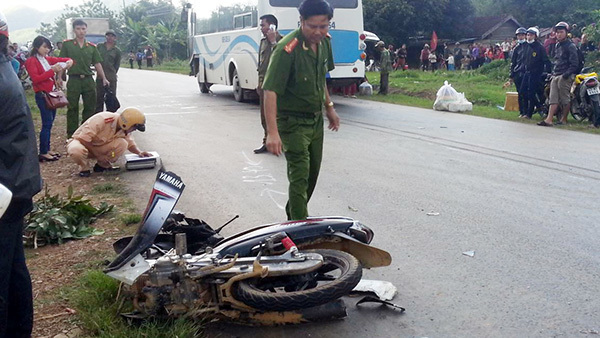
[[262, 0, 340, 220], [66, 107, 151, 177]]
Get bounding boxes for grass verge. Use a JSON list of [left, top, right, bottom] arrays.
[[363, 61, 600, 134], [121, 59, 190, 75], [70, 270, 203, 337]]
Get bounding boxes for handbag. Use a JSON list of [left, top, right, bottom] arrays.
[[104, 86, 121, 112], [43, 89, 69, 110]]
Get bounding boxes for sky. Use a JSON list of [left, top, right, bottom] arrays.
[[0, 0, 252, 19]]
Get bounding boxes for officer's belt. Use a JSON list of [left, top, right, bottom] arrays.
[[279, 110, 322, 118], [69, 74, 93, 79]]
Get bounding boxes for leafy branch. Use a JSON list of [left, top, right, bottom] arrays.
[[25, 186, 113, 247]]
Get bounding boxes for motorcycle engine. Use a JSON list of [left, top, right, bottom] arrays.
[[130, 258, 213, 317]]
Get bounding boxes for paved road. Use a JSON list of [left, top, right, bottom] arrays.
[[115, 68, 600, 337]]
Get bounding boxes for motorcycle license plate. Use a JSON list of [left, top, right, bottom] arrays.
[[587, 87, 600, 95]]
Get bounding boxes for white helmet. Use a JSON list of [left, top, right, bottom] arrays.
[[527, 27, 540, 36]]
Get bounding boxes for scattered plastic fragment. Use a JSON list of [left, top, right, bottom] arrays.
[[348, 205, 359, 212], [352, 279, 397, 300], [426, 212, 440, 216], [462, 251, 475, 257]]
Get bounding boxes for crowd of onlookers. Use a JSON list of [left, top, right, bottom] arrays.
[[377, 25, 597, 73]]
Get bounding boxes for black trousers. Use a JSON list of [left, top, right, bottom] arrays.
[[514, 74, 527, 116], [519, 72, 543, 118], [0, 199, 33, 338], [379, 72, 389, 94]]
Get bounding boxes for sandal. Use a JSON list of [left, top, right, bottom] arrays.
[[39, 154, 59, 162], [537, 121, 553, 127]]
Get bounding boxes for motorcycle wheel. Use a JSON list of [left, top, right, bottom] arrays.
[[571, 102, 585, 122], [233, 249, 362, 311]]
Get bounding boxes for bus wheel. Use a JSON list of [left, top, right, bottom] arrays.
[[199, 81, 210, 94], [232, 69, 244, 102]]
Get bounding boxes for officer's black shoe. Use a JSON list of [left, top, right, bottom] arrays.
[[254, 144, 268, 154], [79, 170, 91, 177], [93, 163, 120, 173]]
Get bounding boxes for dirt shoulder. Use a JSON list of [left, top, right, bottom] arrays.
[[27, 113, 137, 338]]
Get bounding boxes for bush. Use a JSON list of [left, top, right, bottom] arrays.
[[25, 186, 113, 246], [476, 60, 511, 81]]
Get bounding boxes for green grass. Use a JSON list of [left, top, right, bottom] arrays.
[[70, 270, 203, 337], [119, 213, 142, 225], [91, 183, 125, 195], [122, 59, 190, 75], [364, 61, 600, 134]]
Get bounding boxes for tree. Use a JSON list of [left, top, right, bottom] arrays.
[[363, 0, 474, 46], [155, 19, 186, 61]]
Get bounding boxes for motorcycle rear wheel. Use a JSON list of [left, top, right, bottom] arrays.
[[233, 249, 362, 311]]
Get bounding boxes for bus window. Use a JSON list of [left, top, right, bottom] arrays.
[[269, 0, 358, 9], [234, 12, 254, 29]]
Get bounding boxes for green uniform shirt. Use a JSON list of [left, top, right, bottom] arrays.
[[380, 49, 392, 73], [258, 32, 283, 86], [96, 43, 121, 82], [262, 28, 335, 114], [59, 39, 103, 76]]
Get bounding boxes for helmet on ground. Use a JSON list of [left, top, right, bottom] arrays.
[[527, 27, 539, 36], [515, 27, 527, 35], [0, 11, 8, 38], [118, 107, 146, 132], [555, 21, 570, 31]]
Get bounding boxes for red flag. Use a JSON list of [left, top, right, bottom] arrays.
[[430, 31, 438, 51]]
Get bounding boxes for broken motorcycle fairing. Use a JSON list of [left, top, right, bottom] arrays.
[[104, 170, 392, 324]]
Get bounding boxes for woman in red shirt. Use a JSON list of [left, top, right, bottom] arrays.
[[24, 35, 72, 161]]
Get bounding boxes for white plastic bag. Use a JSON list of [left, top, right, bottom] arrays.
[[448, 92, 473, 112], [358, 82, 373, 96], [433, 81, 460, 111]]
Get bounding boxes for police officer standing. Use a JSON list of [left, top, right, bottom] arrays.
[[66, 107, 151, 177], [262, 0, 340, 220], [376, 41, 392, 95], [254, 14, 282, 154], [520, 27, 551, 119], [95, 30, 121, 113], [506, 27, 528, 118], [60, 19, 110, 137]]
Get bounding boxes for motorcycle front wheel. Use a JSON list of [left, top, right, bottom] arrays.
[[233, 249, 362, 311]]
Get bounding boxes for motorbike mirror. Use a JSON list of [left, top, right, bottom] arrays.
[[214, 214, 239, 233]]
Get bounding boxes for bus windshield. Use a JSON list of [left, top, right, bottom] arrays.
[[269, 0, 358, 9]]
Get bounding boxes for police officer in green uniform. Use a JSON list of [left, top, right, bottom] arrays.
[[60, 19, 110, 137], [262, 0, 340, 220], [95, 29, 121, 112]]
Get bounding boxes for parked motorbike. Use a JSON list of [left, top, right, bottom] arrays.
[[570, 69, 600, 127], [105, 170, 392, 325]]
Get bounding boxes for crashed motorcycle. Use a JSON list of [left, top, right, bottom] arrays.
[[105, 170, 392, 325], [570, 70, 600, 126]]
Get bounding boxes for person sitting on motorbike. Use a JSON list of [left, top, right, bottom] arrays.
[[538, 22, 580, 126], [66, 107, 151, 177], [520, 27, 551, 119]]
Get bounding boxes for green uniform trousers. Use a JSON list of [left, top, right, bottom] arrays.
[[278, 112, 324, 220], [66, 76, 96, 137]]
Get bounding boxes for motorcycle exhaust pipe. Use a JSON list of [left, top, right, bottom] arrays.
[[297, 299, 347, 322]]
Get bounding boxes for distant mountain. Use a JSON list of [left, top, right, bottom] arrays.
[[5, 6, 62, 31]]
